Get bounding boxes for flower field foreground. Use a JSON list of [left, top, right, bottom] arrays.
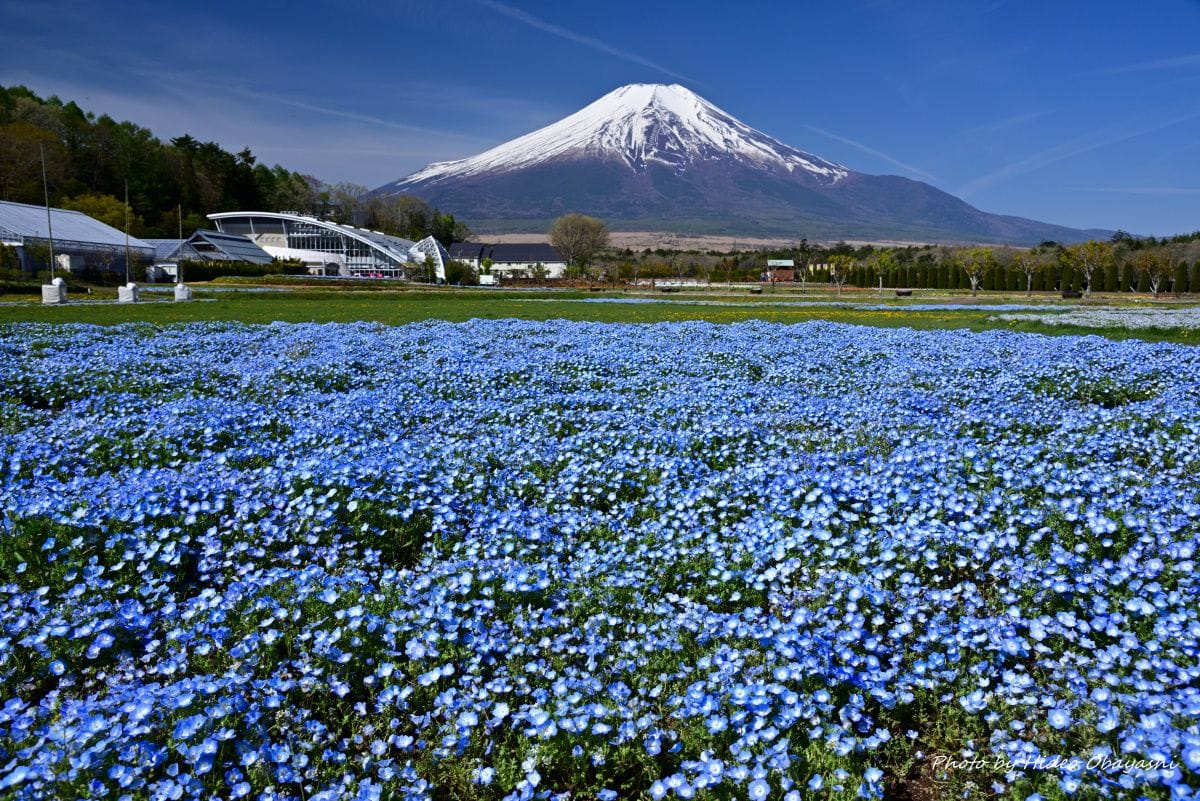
[[1, 320, 1198, 801]]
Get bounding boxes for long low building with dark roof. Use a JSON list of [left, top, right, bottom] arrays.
[[447, 241, 567, 279], [0, 198, 153, 274], [208, 211, 449, 281], [145, 230, 274, 281]]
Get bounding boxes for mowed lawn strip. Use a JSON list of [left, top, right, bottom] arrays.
[[1, 288, 1198, 344]]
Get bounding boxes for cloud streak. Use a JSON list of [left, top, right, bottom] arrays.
[[956, 111, 1200, 199], [1084, 186, 1200, 196], [225, 86, 493, 145], [1094, 53, 1200, 75], [802, 125, 939, 182], [472, 0, 691, 82]]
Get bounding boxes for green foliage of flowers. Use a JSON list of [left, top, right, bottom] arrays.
[[0, 319, 1198, 801]]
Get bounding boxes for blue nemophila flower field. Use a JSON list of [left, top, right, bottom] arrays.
[[0, 319, 1198, 801]]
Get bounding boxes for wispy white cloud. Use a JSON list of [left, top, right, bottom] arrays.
[[1094, 53, 1200, 75], [1083, 186, 1200, 196], [471, 0, 692, 82], [224, 86, 494, 145], [956, 111, 1200, 198], [957, 110, 1049, 139], [801, 125, 939, 182]]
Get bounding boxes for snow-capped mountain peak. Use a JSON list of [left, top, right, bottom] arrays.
[[392, 83, 849, 187]]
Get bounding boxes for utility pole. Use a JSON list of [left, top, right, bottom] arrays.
[[124, 180, 131, 285], [40, 143, 55, 281]]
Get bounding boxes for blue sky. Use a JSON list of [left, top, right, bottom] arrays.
[[2, 0, 1198, 236]]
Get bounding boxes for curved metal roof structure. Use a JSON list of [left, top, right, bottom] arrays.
[[0, 199, 153, 257], [207, 211, 447, 281]]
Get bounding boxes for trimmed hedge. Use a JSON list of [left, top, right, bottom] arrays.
[[162, 260, 308, 283]]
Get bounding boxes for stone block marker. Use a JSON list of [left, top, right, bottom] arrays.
[[41, 277, 67, 305]]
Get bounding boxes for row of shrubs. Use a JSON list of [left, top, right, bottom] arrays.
[[824, 261, 1196, 293], [155, 259, 310, 282]]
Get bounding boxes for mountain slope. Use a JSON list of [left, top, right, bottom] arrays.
[[373, 84, 1108, 244]]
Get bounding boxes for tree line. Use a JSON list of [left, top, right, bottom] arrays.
[[587, 235, 1200, 296], [0, 85, 466, 245], [806, 238, 1200, 297]]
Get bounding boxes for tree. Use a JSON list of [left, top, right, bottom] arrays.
[[429, 211, 470, 248], [443, 259, 475, 286], [1066, 240, 1114, 297], [549, 214, 609, 271], [0, 122, 64, 202], [61, 193, 142, 234], [1173, 259, 1191, 294], [958, 247, 994, 297], [1134, 251, 1170, 299], [325, 182, 368, 225], [828, 254, 853, 295], [866, 251, 895, 294], [1012, 251, 1043, 297]]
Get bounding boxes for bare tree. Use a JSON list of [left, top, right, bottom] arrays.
[[828, 254, 853, 295], [325, 182, 369, 225], [1067, 240, 1114, 298], [1135, 250, 1170, 299], [958, 247, 994, 297], [549, 214, 609, 272], [867, 251, 895, 294], [1013, 251, 1043, 297]]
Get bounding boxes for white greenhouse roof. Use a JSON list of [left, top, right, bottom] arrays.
[[0, 199, 153, 254]]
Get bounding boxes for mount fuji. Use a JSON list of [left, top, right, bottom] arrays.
[[372, 84, 1108, 244]]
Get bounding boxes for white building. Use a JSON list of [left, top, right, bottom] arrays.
[[208, 211, 450, 281], [448, 242, 567, 279]]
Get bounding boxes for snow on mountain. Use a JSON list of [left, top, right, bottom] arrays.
[[371, 83, 1110, 244], [393, 84, 849, 188]]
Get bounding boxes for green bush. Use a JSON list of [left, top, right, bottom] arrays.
[[167, 259, 308, 282]]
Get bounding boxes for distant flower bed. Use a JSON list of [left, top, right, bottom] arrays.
[[992, 306, 1200, 331], [1, 320, 1198, 801]]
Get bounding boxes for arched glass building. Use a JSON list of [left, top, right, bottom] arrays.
[[207, 211, 449, 281]]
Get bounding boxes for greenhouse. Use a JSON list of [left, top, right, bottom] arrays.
[[0, 198, 153, 274], [207, 211, 448, 281]]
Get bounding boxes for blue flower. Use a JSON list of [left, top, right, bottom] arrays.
[[1048, 708, 1071, 730]]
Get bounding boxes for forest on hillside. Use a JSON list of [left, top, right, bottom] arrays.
[[0, 85, 466, 243]]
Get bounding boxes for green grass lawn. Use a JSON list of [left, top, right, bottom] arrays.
[[2, 286, 1198, 344]]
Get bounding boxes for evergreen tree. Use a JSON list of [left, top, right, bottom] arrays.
[[1032, 266, 1045, 292], [1102, 260, 1119, 293], [1173, 261, 1190, 294]]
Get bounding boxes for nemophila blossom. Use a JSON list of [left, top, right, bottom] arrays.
[[0, 320, 1198, 799], [1048, 708, 1071, 730]]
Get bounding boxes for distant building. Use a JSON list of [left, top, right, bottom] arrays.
[[145, 230, 274, 281], [146, 238, 205, 265], [765, 258, 795, 283], [208, 211, 449, 281], [0, 198, 153, 274], [449, 241, 567, 279]]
